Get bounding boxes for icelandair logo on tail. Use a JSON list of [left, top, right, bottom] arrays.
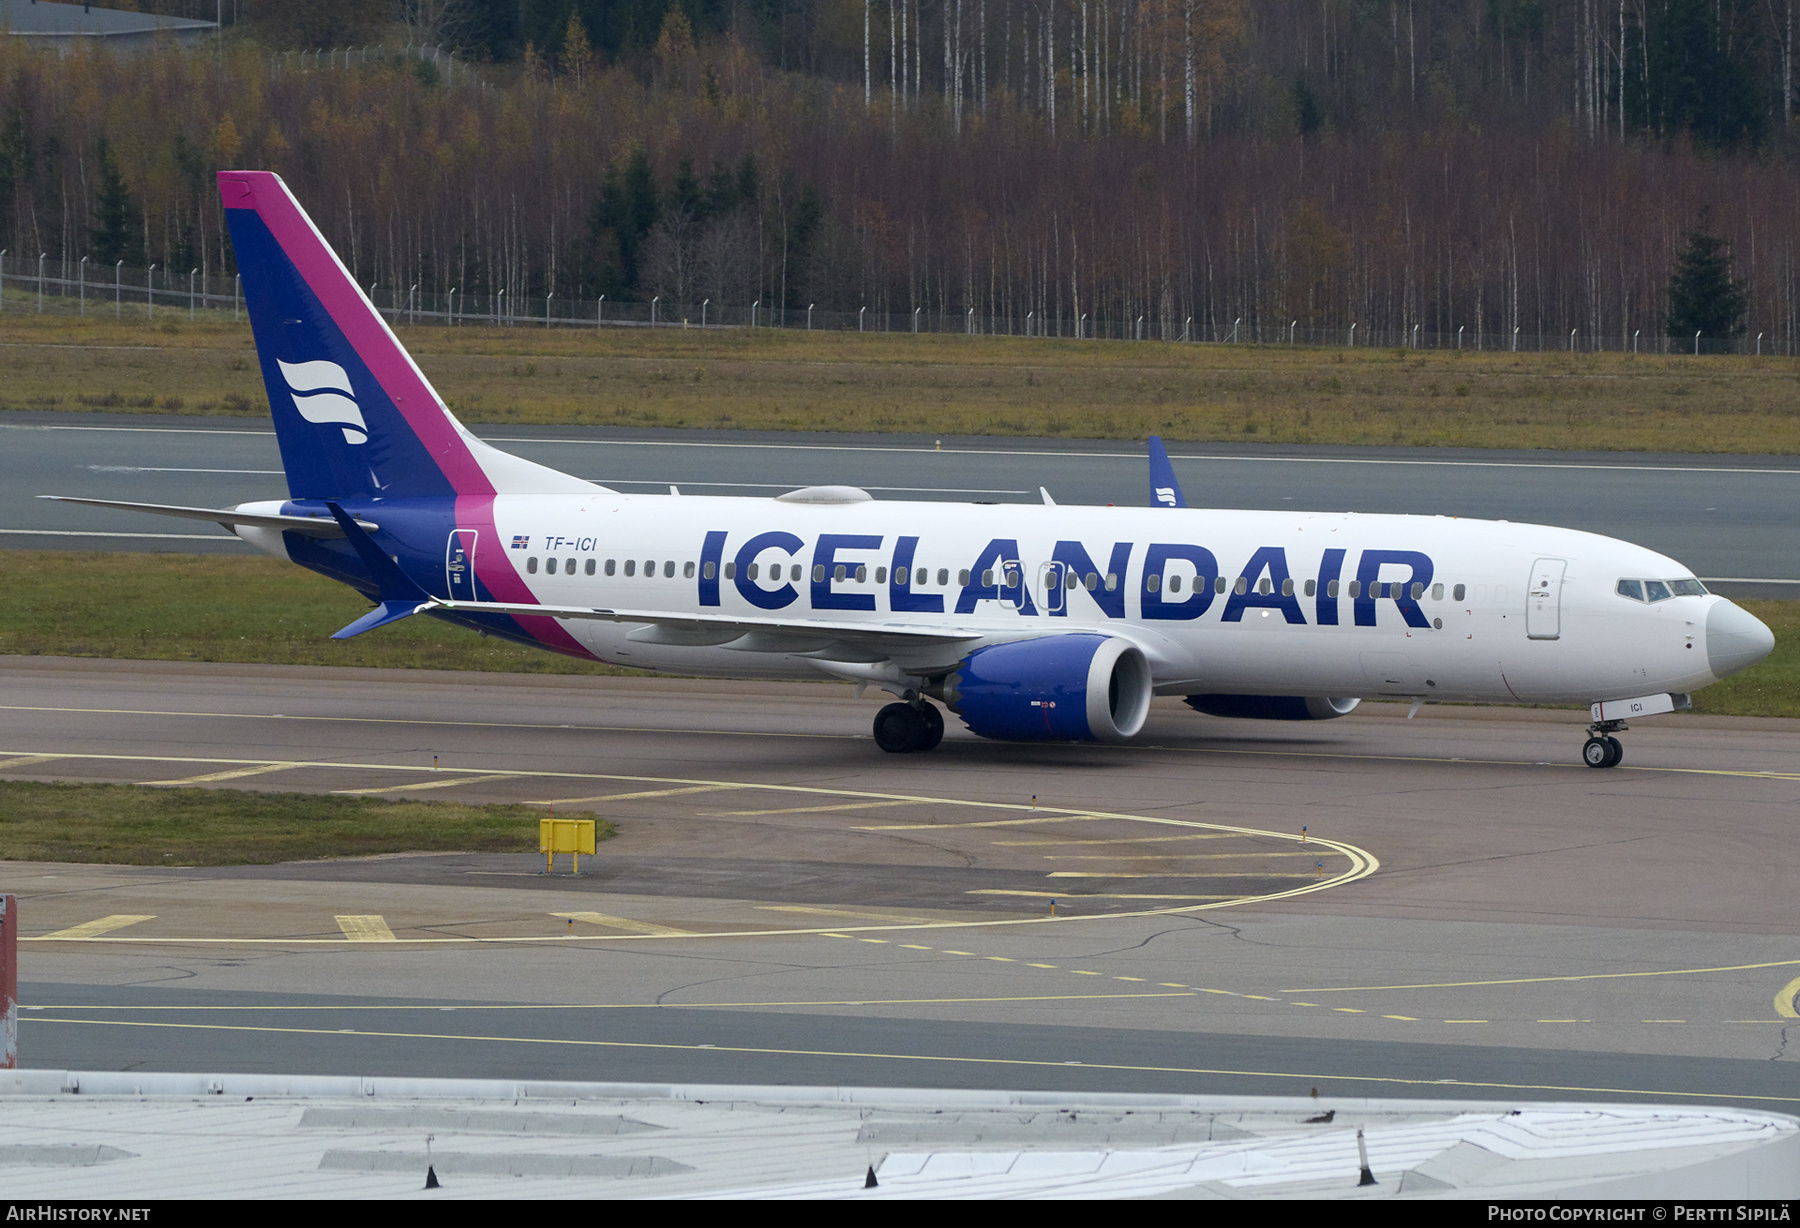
[[278, 359, 367, 445], [1153, 487, 1179, 507]]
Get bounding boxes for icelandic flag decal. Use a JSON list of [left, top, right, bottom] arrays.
[[511, 535, 530, 549]]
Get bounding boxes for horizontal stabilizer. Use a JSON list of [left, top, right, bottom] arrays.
[[332, 600, 428, 640], [36, 495, 376, 537]]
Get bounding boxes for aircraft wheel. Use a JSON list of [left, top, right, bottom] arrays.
[[1582, 737, 1611, 769], [915, 702, 945, 750], [1605, 736, 1624, 768], [874, 702, 926, 753]]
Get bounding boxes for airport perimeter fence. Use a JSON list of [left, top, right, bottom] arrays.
[[0, 252, 1786, 357]]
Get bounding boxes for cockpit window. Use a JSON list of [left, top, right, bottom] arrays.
[[1618, 577, 1707, 603]]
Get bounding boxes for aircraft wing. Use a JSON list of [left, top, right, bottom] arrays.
[[424, 596, 986, 657], [37, 495, 375, 538]]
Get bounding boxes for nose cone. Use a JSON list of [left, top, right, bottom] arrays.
[[1707, 599, 1776, 680]]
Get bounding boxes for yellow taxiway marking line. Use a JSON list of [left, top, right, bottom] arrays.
[[704, 801, 917, 816], [1776, 976, 1800, 1019], [758, 906, 945, 925], [1382, 1015, 1420, 1021], [1044, 853, 1344, 861], [140, 762, 304, 786], [334, 773, 522, 795], [993, 834, 1248, 846], [551, 911, 692, 938], [968, 890, 1243, 900], [27, 1016, 1800, 1105], [38, 915, 156, 940], [0, 753, 70, 770], [1047, 871, 1319, 879], [857, 816, 1101, 831], [1291, 957, 1800, 995], [528, 786, 738, 805], [335, 915, 395, 942], [20, 991, 1202, 1013], [0, 749, 1376, 932]]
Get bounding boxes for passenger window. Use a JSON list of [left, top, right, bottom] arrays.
[[527, 557, 539, 574], [585, 559, 596, 576], [683, 561, 695, 579], [1147, 574, 1162, 593], [834, 565, 846, 582], [605, 559, 616, 576], [1304, 579, 1316, 597], [1257, 577, 1271, 596], [1616, 579, 1644, 601], [982, 569, 993, 586], [566, 558, 576, 574], [1004, 569, 1019, 587], [1169, 575, 1182, 593], [1430, 582, 1443, 600], [1453, 583, 1465, 602], [1234, 577, 1248, 596], [723, 561, 735, 580], [814, 565, 827, 583], [546, 557, 558, 575], [663, 560, 675, 578], [1328, 579, 1339, 598], [624, 559, 636, 577], [941, 569, 952, 586], [1085, 572, 1098, 590], [702, 561, 715, 580], [791, 565, 802, 582], [1410, 582, 1423, 600], [1348, 580, 1361, 598], [873, 567, 885, 584], [895, 566, 909, 585], [856, 565, 868, 583], [1214, 575, 1226, 594], [1106, 573, 1118, 591], [746, 562, 758, 580], [1644, 580, 1673, 602], [1282, 578, 1295, 597], [1065, 571, 1077, 589]]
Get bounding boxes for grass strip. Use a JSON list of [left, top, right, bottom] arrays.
[[4, 314, 1800, 452], [0, 780, 613, 866], [1, 550, 1793, 718]]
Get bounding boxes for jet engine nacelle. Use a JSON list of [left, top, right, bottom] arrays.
[[935, 634, 1153, 743], [1184, 694, 1362, 721]]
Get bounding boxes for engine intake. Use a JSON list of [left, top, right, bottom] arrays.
[[935, 634, 1152, 742], [1184, 695, 1361, 721]]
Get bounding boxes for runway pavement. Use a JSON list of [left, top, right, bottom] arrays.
[[5, 656, 1799, 1109], [4, 411, 1797, 597]]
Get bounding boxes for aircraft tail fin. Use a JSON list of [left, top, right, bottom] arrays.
[[218, 171, 593, 503], [1147, 436, 1188, 508]]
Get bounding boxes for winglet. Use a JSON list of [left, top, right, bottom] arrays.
[[324, 501, 430, 639], [1147, 436, 1187, 508]]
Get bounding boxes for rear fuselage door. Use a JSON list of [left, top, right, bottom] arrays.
[[446, 530, 479, 601], [1526, 558, 1567, 640]]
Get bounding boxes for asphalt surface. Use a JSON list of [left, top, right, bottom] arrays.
[[4, 411, 1797, 597], [6, 658, 1800, 1110]]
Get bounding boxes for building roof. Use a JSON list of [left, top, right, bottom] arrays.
[[0, 0, 217, 40]]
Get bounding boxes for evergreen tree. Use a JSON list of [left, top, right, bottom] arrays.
[[1667, 214, 1747, 347], [87, 139, 143, 267]]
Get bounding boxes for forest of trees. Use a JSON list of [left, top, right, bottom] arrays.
[[9, 0, 1800, 346]]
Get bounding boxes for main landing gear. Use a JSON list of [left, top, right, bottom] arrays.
[[874, 700, 945, 753], [1582, 720, 1627, 769]]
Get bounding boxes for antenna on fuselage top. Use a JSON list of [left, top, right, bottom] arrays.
[[1147, 436, 1188, 509]]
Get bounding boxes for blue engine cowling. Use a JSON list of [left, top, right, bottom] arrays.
[[936, 634, 1153, 742], [1184, 695, 1361, 721]]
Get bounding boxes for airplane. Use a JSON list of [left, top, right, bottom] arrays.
[[45, 171, 1776, 769]]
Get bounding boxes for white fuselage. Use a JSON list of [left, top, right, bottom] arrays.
[[353, 490, 1728, 705]]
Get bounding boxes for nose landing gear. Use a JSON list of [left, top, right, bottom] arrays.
[[1582, 720, 1627, 769], [873, 700, 945, 753]]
